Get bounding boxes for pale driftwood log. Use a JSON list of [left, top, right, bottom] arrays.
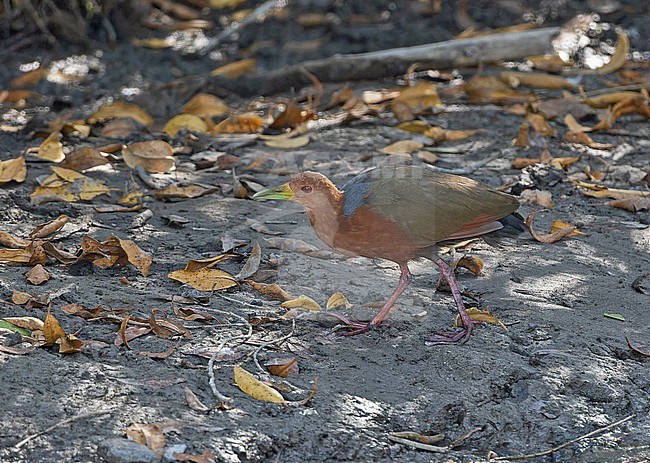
[[205, 27, 561, 97]]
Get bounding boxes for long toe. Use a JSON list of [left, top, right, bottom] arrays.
[[427, 322, 474, 345]]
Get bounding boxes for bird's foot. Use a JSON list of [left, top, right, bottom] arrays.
[[427, 321, 474, 345], [326, 312, 387, 336]]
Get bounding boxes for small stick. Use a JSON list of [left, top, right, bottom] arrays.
[[387, 435, 450, 453], [12, 409, 112, 451], [488, 414, 636, 461]]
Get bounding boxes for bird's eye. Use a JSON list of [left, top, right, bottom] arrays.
[[301, 185, 313, 193]]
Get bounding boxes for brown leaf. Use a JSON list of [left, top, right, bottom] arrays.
[[464, 75, 532, 105], [454, 256, 484, 276], [122, 140, 175, 173], [281, 295, 321, 311], [586, 31, 629, 75], [525, 210, 581, 243], [380, 140, 424, 155], [183, 386, 211, 412], [455, 307, 507, 330], [2, 316, 43, 331], [153, 184, 218, 199], [0, 248, 33, 263], [236, 242, 261, 279], [269, 100, 309, 130], [0, 156, 27, 183], [211, 58, 256, 78], [30, 214, 69, 239], [265, 357, 299, 378], [60, 147, 109, 171], [565, 130, 614, 149], [37, 131, 64, 162], [513, 122, 529, 147], [43, 308, 84, 353], [77, 235, 128, 270], [168, 268, 238, 291], [100, 117, 143, 139], [605, 197, 650, 212], [525, 113, 554, 136], [11, 291, 34, 305], [184, 253, 237, 272], [118, 239, 152, 277], [245, 280, 293, 301], [173, 306, 214, 322], [182, 93, 229, 118], [173, 450, 217, 463], [148, 309, 191, 339], [41, 241, 77, 263], [139, 343, 178, 359], [25, 264, 50, 285], [499, 71, 574, 90], [391, 81, 442, 120], [424, 126, 482, 142], [115, 325, 151, 347], [10, 68, 49, 88], [126, 423, 165, 459], [89, 101, 153, 126], [0, 230, 30, 248], [263, 135, 310, 149]]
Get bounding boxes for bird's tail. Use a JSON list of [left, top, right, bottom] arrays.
[[482, 212, 527, 246]]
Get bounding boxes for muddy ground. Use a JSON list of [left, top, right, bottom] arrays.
[[1, 1, 649, 463]]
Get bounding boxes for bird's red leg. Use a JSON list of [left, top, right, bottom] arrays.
[[331, 264, 413, 336], [428, 258, 474, 344]]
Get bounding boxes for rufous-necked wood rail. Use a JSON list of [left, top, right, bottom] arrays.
[[253, 164, 524, 344]]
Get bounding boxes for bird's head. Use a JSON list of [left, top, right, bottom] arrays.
[[253, 171, 340, 209]]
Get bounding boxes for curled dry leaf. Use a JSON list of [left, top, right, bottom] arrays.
[[125, 423, 165, 459], [584, 31, 629, 75], [326, 292, 352, 310], [168, 268, 238, 291], [211, 58, 256, 78], [281, 295, 321, 311], [236, 242, 261, 279], [0, 248, 33, 263], [565, 130, 614, 149], [139, 343, 178, 359], [264, 135, 310, 149], [525, 113, 554, 136], [0, 156, 27, 183], [576, 181, 650, 200], [525, 210, 581, 243], [0, 230, 30, 248], [499, 71, 575, 90], [245, 280, 293, 301], [37, 131, 65, 163], [464, 75, 532, 105], [606, 197, 650, 212], [513, 122, 529, 147], [30, 214, 68, 239], [184, 386, 211, 413], [163, 114, 208, 136], [625, 337, 650, 357], [265, 357, 299, 378], [455, 256, 484, 276], [11, 291, 34, 305], [122, 140, 175, 173], [455, 307, 507, 331], [380, 140, 424, 155], [89, 101, 153, 127], [118, 239, 152, 277], [154, 185, 219, 199], [549, 220, 587, 237], [43, 308, 84, 354], [391, 81, 442, 121], [25, 264, 50, 285], [60, 147, 109, 171], [148, 309, 191, 339], [182, 93, 229, 118], [233, 365, 286, 404], [2, 316, 44, 331], [115, 325, 151, 347], [424, 126, 482, 142]]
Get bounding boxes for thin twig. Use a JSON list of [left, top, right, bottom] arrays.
[[252, 320, 296, 374], [387, 435, 450, 453], [488, 414, 636, 461], [12, 409, 113, 451]]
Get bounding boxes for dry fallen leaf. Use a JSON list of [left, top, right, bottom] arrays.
[[126, 423, 166, 459], [236, 242, 261, 279], [245, 280, 293, 301], [30, 214, 68, 239], [0, 248, 33, 263], [264, 135, 310, 149], [89, 101, 153, 127], [281, 295, 321, 311], [326, 292, 351, 310], [455, 307, 507, 331], [605, 197, 650, 212], [43, 308, 84, 354], [0, 156, 27, 183], [525, 113, 554, 136], [25, 264, 51, 285], [233, 365, 286, 404], [37, 131, 64, 162], [153, 185, 218, 199], [122, 140, 175, 173], [424, 126, 482, 142], [30, 166, 114, 205], [211, 58, 256, 78], [0, 230, 29, 248], [59, 147, 109, 172], [525, 210, 582, 243], [118, 239, 152, 277], [210, 113, 264, 134], [265, 357, 299, 378], [163, 114, 208, 136], [520, 189, 554, 208], [464, 75, 532, 105], [182, 93, 229, 118], [168, 268, 238, 291], [184, 386, 211, 413], [499, 71, 574, 90], [454, 256, 484, 276], [380, 140, 424, 155], [391, 81, 442, 121], [584, 31, 629, 75]]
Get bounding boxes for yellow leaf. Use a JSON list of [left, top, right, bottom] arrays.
[[37, 131, 64, 162], [89, 101, 153, 127], [550, 220, 587, 236], [118, 239, 152, 277], [263, 135, 310, 149], [393, 81, 442, 110], [132, 37, 174, 49], [122, 140, 175, 173], [168, 268, 237, 291], [498, 71, 575, 90], [163, 114, 208, 136], [0, 249, 33, 263], [233, 365, 286, 404], [588, 31, 629, 75], [455, 307, 507, 330], [326, 292, 351, 310], [153, 185, 218, 199], [395, 121, 431, 134], [210, 112, 264, 134], [280, 295, 321, 311], [0, 156, 27, 183], [379, 140, 424, 155]]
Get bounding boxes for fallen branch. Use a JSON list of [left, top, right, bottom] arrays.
[[204, 27, 560, 96], [488, 414, 636, 461]]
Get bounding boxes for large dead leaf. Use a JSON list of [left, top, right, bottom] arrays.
[[326, 292, 351, 310], [281, 295, 321, 311], [464, 75, 532, 105], [525, 210, 582, 243], [606, 197, 650, 212], [525, 113, 554, 136], [0, 248, 33, 263], [424, 126, 482, 142], [244, 280, 292, 301], [455, 307, 506, 330], [391, 81, 442, 121], [380, 140, 424, 155], [233, 365, 286, 404], [118, 239, 152, 277], [89, 101, 153, 127], [30, 167, 114, 205], [265, 357, 299, 378], [0, 156, 27, 183], [43, 308, 84, 354], [30, 214, 68, 239], [37, 131, 64, 162], [25, 264, 50, 285], [182, 93, 229, 118], [211, 58, 256, 78], [168, 268, 237, 291], [122, 140, 175, 173]]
